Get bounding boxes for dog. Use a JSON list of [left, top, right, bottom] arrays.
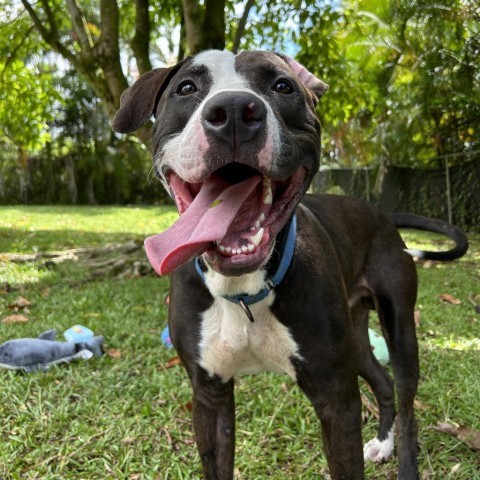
[[112, 50, 468, 479]]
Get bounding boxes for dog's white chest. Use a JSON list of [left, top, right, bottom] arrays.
[[198, 294, 300, 382]]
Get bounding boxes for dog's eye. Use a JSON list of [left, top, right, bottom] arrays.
[[274, 80, 294, 94], [177, 82, 197, 96]]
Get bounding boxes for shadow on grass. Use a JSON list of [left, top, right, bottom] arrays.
[[0, 227, 146, 253]]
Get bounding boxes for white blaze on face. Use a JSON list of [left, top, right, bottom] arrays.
[[193, 50, 247, 92], [158, 50, 280, 184]]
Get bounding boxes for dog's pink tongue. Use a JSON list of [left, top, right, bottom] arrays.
[[145, 175, 261, 275]]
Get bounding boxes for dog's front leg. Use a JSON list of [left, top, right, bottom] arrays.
[[191, 369, 235, 480], [294, 359, 365, 479]]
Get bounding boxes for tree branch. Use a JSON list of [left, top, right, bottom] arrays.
[[131, 0, 152, 74], [40, 0, 59, 38], [65, 0, 94, 54], [21, 0, 76, 64], [21, 0, 51, 42], [96, 0, 129, 109], [1, 25, 35, 76], [181, 0, 203, 54], [202, 0, 225, 50], [232, 0, 255, 53]]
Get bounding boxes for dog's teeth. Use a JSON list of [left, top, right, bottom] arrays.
[[262, 186, 272, 205], [250, 227, 264, 247], [248, 244, 255, 252], [219, 245, 226, 253], [252, 213, 266, 230], [263, 177, 271, 188], [241, 246, 248, 253], [225, 246, 231, 253]]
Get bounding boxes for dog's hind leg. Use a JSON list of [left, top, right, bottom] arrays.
[[190, 369, 236, 480], [352, 303, 396, 463], [373, 258, 420, 480], [379, 300, 419, 480]]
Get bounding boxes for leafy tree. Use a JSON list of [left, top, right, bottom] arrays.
[[6, 0, 257, 148], [297, 0, 480, 168], [0, 0, 480, 204]]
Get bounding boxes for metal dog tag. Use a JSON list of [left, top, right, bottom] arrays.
[[239, 299, 255, 323]]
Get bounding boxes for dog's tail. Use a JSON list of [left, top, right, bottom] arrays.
[[389, 213, 469, 261]]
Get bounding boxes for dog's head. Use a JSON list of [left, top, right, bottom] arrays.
[[113, 50, 327, 276]]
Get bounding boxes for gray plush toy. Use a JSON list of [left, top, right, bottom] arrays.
[[0, 329, 104, 372]]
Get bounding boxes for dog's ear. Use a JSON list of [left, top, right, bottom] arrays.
[[112, 61, 186, 133], [278, 54, 328, 104]]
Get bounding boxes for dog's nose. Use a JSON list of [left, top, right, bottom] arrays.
[[202, 91, 267, 146]]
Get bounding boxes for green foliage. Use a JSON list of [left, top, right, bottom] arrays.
[[297, 0, 480, 167], [0, 21, 61, 153], [1, 0, 479, 205]]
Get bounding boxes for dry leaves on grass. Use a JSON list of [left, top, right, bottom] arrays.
[[432, 421, 480, 451], [414, 309, 421, 327], [164, 356, 183, 369], [439, 293, 462, 305], [8, 296, 32, 311], [106, 348, 122, 360], [2, 313, 29, 324]]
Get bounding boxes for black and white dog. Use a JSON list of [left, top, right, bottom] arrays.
[[113, 50, 468, 479]]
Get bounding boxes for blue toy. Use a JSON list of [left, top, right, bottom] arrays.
[[368, 328, 389, 366], [161, 325, 173, 349], [64, 324, 94, 343], [0, 329, 104, 372]]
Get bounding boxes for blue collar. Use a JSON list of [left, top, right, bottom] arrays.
[[195, 214, 297, 312]]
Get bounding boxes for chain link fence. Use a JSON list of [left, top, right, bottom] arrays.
[[313, 153, 480, 232]]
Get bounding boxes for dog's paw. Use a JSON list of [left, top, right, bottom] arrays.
[[363, 430, 394, 463]]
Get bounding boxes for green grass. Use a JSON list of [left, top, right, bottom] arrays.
[[0, 206, 479, 479]]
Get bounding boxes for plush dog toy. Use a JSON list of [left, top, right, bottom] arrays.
[[0, 328, 104, 372]]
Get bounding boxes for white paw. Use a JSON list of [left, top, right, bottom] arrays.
[[363, 429, 394, 463]]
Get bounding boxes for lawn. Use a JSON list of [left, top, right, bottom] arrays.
[[0, 205, 479, 479]]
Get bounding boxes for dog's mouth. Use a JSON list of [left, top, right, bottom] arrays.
[[145, 163, 307, 275]]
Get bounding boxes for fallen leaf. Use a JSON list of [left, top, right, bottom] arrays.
[[414, 309, 421, 327], [11, 296, 32, 309], [451, 463, 461, 474], [414, 399, 428, 411], [122, 436, 135, 444], [106, 348, 122, 360], [2, 314, 29, 324], [184, 401, 193, 411], [439, 293, 462, 305], [165, 356, 182, 369], [432, 421, 480, 451]]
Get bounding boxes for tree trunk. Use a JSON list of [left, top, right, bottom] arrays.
[[86, 173, 97, 205], [65, 155, 78, 204], [182, 0, 226, 54], [131, 0, 152, 74], [0, 167, 4, 199]]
